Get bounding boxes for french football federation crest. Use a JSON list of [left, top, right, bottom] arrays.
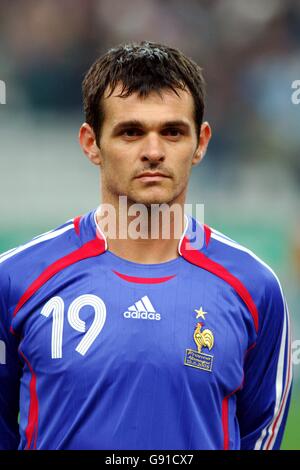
[[193, 322, 214, 353], [184, 308, 214, 372]]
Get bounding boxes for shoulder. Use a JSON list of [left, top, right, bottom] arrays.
[[0, 217, 79, 291], [206, 225, 285, 312]]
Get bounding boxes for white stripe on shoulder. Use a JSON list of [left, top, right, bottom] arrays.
[[262, 302, 292, 449], [0, 222, 74, 265], [211, 230, 279, 282]]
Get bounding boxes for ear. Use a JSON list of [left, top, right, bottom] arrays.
[[78, 123, 102, 166], [192, 121, 212, 166]]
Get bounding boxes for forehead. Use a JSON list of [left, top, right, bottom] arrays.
[[102, 83, 195, 126]]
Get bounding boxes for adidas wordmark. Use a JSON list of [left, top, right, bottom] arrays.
[[123, 295, 161, 321]]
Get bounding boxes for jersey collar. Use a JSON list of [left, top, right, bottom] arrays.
[[92, 208, 209, 258]]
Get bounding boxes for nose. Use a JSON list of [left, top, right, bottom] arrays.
[[140, 133, 165, 163]]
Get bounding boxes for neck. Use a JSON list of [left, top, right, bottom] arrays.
[[96, 195, 187, 264]]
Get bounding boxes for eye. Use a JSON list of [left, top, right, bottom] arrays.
[[122, 128, 143, 137], [162, 128, 183, 137]]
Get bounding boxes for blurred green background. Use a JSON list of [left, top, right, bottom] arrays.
[[0, 0, 299, 449]]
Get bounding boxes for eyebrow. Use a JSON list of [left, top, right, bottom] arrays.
[[112, 119, 191, 133]]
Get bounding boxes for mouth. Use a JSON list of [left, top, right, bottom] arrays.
[[135, 172, 170, 182]]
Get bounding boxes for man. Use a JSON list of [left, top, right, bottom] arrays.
[[0, 41, 292, 450]]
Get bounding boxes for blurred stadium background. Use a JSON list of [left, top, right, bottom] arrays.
[[0, 0, 299, 449]]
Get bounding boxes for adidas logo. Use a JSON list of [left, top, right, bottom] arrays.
[[123, 295, 161, 321]]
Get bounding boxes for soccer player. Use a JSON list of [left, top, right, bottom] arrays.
[[0, 41, 292, 450]]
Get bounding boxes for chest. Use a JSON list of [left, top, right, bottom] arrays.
[[12, 263, 254, 392]]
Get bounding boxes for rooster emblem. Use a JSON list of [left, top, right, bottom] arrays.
[[193, 322, 214, 353]]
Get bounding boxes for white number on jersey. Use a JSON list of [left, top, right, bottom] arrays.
[[41, 295, 107, 359]]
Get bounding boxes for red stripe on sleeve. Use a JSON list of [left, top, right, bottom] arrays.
[[221, 383, 243, 450], [222, 396, 230, 450], [73, 216, 81, 236], [19, 350, 39, 450]]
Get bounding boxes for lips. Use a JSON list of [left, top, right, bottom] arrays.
[[135, 172, 169, 179]]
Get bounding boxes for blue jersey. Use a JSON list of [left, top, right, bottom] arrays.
[[0, 209, 292, 450]]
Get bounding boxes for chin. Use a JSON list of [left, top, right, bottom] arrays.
[[129, 192, 176, 207]]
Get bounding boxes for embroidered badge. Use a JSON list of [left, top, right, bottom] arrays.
[[184, 307, 214, 372]]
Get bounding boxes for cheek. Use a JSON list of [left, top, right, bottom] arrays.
[[101, 148, 134, 189], [174, 151, 194, 176], [102, 145, 130, 172]]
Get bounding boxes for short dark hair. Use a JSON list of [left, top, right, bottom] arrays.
[[82, 41, 205, 144]]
